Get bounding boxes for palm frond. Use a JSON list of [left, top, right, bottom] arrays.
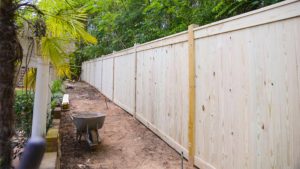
[[54, 63, 72, 79], [24, 68, 37, 90], [39, 0, 97, 44], [41, 37, 69, 66]]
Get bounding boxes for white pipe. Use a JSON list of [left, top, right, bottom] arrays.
[[31, 58, 50, 137]]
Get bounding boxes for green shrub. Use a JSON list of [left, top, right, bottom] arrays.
[[51, 92, 63, 107], [14, 80, 65, 137], [51, 80, 64, 94], [14, 93, 34, 137], [50, 80, 65, 108]]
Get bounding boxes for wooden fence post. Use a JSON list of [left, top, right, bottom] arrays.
[[134, 43, 139, 118], [112, 52, 116, 101], [188, 24, 198, 167], [100, 56, 103, 92]]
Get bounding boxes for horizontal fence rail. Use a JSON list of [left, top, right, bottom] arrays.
[[81, 1, 300, 168]]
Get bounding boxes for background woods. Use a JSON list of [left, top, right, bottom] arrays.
[[71, 0, 283, 79], [74, 0, 283, 60]]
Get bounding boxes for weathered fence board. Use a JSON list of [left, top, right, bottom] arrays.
[[81, 1, 300, 168]]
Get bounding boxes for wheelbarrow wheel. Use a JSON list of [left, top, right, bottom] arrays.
[[89, 130, 98, 144], [86, 130, 98, 148]]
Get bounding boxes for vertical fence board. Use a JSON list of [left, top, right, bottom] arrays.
[[81, 2, 300, 168], [102, 58, 114, 100], [195, 16, 300, 169], [188, 24, 198, 164], [87, 62, 91, 84], [95, 59, 102, 91], [91, 62, 96, 87], [136, 41, 189, 156], [114, 53, 136, 114]]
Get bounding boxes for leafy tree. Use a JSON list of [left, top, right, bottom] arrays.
[[213, 0, 283, 19], [0, 1, 22, 167], [74, 0, 283, 67], [0, 0, 95, 167]]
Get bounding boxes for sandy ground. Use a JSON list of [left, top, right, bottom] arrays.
[[60, 82, 193, 169]]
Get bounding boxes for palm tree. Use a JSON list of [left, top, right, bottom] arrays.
[[39, 0, 96, 71], [23, 0, 97, 88], [0, 0, 22, 168], [0, 0, 96, 167]]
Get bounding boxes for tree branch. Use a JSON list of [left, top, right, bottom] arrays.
[[16, 14, 34, 26], [13, 3, 44, 15]]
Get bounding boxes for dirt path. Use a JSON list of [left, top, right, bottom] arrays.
[[60, 82, 192, 169]]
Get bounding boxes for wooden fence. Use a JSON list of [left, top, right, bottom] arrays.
[[81, 1, 300, 168]]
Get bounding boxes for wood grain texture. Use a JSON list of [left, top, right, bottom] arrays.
[[91, 62, 96, 87], [102, 58, 114, 100], [113, 53, 136, 114], [195, 16, 300, 169], [136, 42, 189, 156], [188, 24, 198, 165], [81, 1, 300, 168], [94, 60, 103, 91], [194, 0, 300, 39]]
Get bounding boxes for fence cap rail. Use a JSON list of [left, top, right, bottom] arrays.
[[193, 0, 300, 39]]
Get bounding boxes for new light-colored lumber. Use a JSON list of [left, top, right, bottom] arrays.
[[188, 24, 198, 166]]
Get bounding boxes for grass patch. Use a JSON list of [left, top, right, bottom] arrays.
[[15, 89, 33, 96]]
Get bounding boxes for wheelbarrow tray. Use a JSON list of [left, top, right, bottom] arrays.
[[70, 112, 106, 148], [71, 112, 105, 132]]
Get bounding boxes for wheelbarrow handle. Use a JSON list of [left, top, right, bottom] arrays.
[[70, 114, 74, 121], [18, 137, 45, 169]]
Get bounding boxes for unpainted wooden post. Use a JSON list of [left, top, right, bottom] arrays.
[[100, 56, 103, 92], [134, 43, 139, 118], [112, 52, 116, 101], [188, 24, 198, 167]]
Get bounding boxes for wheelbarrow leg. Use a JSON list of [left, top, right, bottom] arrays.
[[96, 123, 100, 143], [105, 98, 109, 109], [86, 125, 92, 147], [76, 131, 79, 142], [86, 124, 89, 143], [75, 131, 81, 149], [76, 130, 82, 143], [79, 133, 82, 142]]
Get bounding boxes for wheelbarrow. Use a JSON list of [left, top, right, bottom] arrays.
[[70, 112, 106, 148]]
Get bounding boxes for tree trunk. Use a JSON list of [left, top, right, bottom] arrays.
[[0, 0, 22, 168]]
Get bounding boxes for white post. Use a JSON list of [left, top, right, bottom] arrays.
[[31, 57, 50, 137]]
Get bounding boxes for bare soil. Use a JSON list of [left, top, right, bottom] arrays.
[[60, 82, 192, 169]]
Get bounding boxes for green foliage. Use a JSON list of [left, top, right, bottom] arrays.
[[37, 0, 97, 79], [50, 80, 65, 109], [17, 0, 97, 80], [13, 79, 65, 137], [15, 90, 33, 96], [69, 52, 85, 80], [38, 0, 97, 44], [48, 79, 65, 130], [51, 80, 64, 94], [72, 0, 282, 70], [213, 0, 283, 20], [23, 68, 37, 90], [14, 93, 34, 137]]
